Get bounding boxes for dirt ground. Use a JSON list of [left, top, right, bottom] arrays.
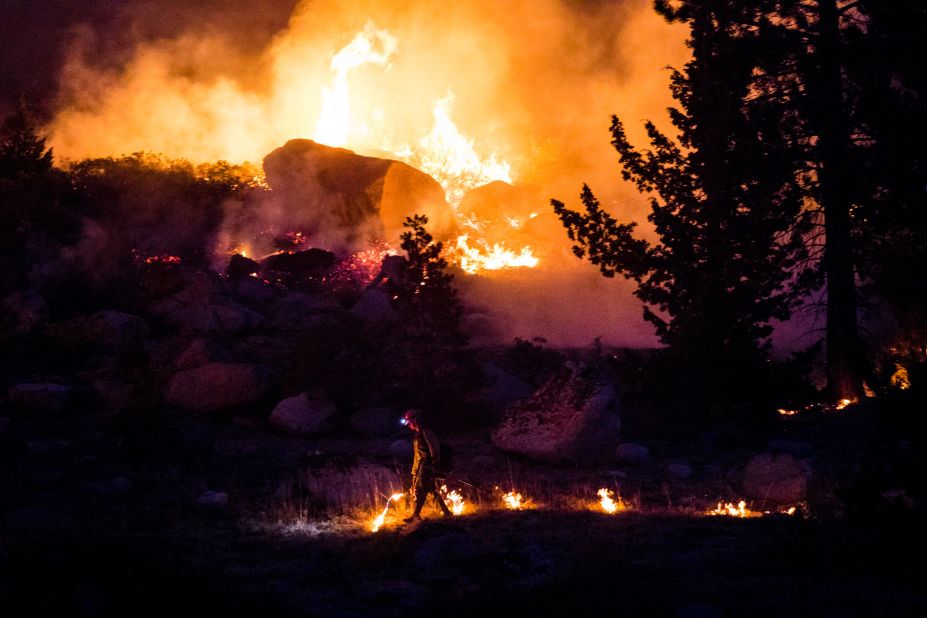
[[1, 405, 925, 617]]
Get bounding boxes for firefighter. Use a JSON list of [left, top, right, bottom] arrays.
[[400, 408, 452, 522]]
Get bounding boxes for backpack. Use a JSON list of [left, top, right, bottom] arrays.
[[435, 442, 454, 476]]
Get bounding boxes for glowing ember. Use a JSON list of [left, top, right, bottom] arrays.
[[313, 21, 397, 148], [326, 243, 397, 288], [597, 488, 625, 514], [502, 490, 525, 510], [132, 249, 182, 267], [453, 234, 539, 274], [370, 492, 404, 532], [777, 408, 799, 416], [440, 484, 466, 516], [834, 398, 856, 411]]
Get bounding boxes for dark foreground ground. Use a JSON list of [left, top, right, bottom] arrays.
[[2, 405, 925, 618]]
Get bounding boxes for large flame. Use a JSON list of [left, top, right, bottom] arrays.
[[313, 21, 397, 147], [453, 234, 539, 274], [306, 24, 531, 275], [413, 92, 512, 205]]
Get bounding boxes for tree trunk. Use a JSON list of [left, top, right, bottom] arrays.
[[816, 0, 864, 399]]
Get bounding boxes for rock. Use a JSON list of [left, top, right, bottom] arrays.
[[269, 392, 338, 436], [262, 248, 336, 275], [197, 490, 229, 509], [267, 292, 341, 330], [390, 439, 413, 460], [92, 379, 138, 413], [165, 363, 269, 412], [233, 276, 278, 306], [457, 181, 548, 247], [615, 443, 651, 465], [481, 363, 534, 417], [86, 311, 149, 353], [8, 383, 71, 414], [350, 288, 397, 323], [742, 453, 811, 504], [297, 462, 399, 508], [350, 407, 399, 438], [664, 461, 694, 479], [174, 338, 233, 370], [491, 367, 620, 464], [263, 139, 455, 249], [150, 273, 262, 335], [226, 253, 260, 280]]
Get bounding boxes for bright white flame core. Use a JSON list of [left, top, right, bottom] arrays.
[[313, 21, 397, 147]]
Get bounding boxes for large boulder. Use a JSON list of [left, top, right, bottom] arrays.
[[480, 363, 534, 417], [458, 181, 544, 240], [491, 367, 621, 464], [296, 461, 399, 509], [85, 311, 149, 353], [263, 140, 455, 248], [349, 288, 397, 323], [8, 383, 71, 414], [165, 363, 269, 412], [269, 392, 337, 436], [742, 453, 811, 504]]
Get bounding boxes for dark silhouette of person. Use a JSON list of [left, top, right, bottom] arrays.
[[401, 408, 452, 522]]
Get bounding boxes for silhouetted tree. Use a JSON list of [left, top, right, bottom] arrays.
[[558, 0, 927, 401], [553, 1, 807, 415], [379, 215, 479, 421], [0, 107, 53, 180]]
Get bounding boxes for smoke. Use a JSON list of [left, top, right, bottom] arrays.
[[46, 0, 690, 347]]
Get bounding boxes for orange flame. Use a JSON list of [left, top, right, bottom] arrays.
[[440, 484, 466, 516], [502, 490, 526, 510], [313, 21, 397, 148], [453, 234, 539, 274], [370, 492, 404, 532], [597, 488, 626, 514]]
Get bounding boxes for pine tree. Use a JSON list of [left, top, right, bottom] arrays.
[[553, 1, 805, 412], [380, 215, 476, 418], [0, 107, 53, 180]]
